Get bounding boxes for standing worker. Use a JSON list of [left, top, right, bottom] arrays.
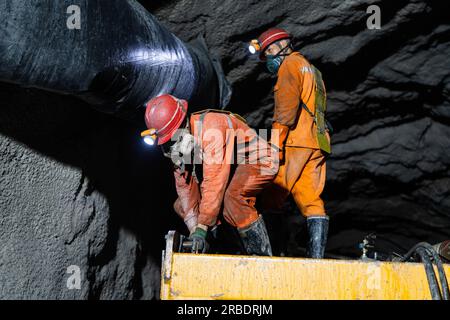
[[248, 28, 332, 258], [140, 94, 278, 256]]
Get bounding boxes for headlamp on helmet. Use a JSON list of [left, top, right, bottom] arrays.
[[248, 39, 261, 55], [141, 128, 158, 146]]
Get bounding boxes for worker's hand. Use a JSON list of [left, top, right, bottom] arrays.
[[189, 225, 209, 254]]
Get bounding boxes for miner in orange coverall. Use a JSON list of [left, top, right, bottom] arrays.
[[140, 94, 278, 255], [249, 28, 332, 258]]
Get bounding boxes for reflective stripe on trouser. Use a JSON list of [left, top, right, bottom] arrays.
[[223, 162, 277, 228], [262, 147, 326, 217]]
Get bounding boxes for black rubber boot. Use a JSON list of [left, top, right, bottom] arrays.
[[238, 215, 273, 256], [306, 216, 329, 259]]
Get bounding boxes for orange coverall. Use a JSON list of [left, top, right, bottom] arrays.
[[265, 52, 330, 217], [173, 111, 278, 231]]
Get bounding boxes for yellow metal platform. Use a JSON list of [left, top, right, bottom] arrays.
[[160, 231, 450, 300]]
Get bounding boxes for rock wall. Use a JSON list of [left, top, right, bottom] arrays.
[[0, 84, 171, 299]]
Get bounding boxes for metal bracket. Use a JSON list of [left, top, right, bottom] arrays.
[[162, 230, 182, 282]]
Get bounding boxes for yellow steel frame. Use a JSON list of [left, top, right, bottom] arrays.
[[160, 231, 450, 300]]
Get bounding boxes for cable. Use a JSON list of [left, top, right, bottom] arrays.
[[401, 242, 449, 300], [421, 243, 450, 300], [400, 242, 427, 262], [415, 247, 442, 300]]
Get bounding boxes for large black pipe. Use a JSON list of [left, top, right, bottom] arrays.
[[0, 0, 231, 122]]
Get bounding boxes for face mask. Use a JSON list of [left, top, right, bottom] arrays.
[[266, 55, 283, 74], [265, 43, 291, 74]]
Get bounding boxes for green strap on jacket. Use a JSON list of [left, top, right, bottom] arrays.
[[301, 65, 331, 154]]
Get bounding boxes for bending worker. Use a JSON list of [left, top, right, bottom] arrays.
[[140, 94, 278, 255], [249, 28, 332, 258]]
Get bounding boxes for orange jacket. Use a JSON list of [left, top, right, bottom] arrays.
[[173, 111, 276, 227], [273, 52, 328, 149]]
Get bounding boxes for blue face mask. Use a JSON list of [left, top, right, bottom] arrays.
[[265, 43, 291, 74], [266, 55, 283, 74]]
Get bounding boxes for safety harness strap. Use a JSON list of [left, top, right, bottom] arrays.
[[195, 109, 236, 140], [194, 109, 246, 125], [301, 65, 331, 154]]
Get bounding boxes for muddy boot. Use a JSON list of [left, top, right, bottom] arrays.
[[306, 216, 329, 259], [238, 215, 273, 256]]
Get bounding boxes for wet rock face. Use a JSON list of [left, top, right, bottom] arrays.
[[147, 0, 450, 256], [0, 85, 172, 299]]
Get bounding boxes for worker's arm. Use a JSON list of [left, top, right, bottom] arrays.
[[173, 168, 200, 232], [271, 122, 290, 162], [272, 58, 303, 160], [174, 167, 208, 254], [197, 114, 233, 227], [274, 58, 303, 127]]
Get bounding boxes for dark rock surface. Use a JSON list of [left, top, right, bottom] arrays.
[[0, 0, 449, 299], [0, 84, 173, 299]]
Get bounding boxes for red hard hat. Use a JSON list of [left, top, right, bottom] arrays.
[[258, 28, 292, 60], [144, 94, 188, 145]]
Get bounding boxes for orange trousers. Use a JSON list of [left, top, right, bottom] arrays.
[[263, 147, 327, 216], [222, 162, 276, 228], [174, 162, 277, 230]]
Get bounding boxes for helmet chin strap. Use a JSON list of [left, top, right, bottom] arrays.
[[265, 42, 293, 74], [275, 42, 292, 60]]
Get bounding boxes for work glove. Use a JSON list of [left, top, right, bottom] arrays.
[[189, 225, 209, 254], [271, 122, 290, 164]]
